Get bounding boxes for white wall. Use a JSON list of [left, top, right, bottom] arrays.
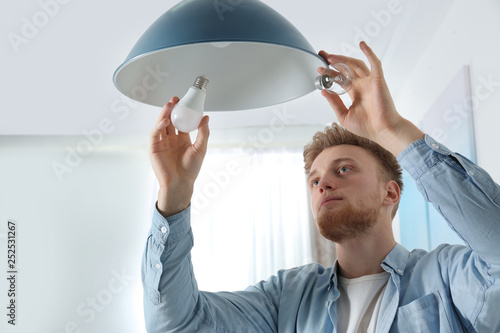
[[0, 136, 153, 332], [395, 0, 500, 181]]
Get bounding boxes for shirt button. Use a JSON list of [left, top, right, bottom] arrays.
[[397, 269, 403, 274], [469, 171, 475, 177], [325, 301, 329, 308], [156, 263, 161, 269], [431, 143, 439, 150], [161, 226, 168, 234]]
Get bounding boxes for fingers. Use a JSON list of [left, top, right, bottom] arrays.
[[318, 41, 383, 78], [150, 118, 169, 145], [321, 90, 349, 121], [151, 97, 179, 144], [165, 97, 178, 135], [319, 50, 371, 77], [359, 41, 383, 76], [192, 115, 210, 155], [155, 97, 178, 125], [153, 96, 178, 132]]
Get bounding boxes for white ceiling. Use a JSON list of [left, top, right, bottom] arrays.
[[0, 0, 454, 135]]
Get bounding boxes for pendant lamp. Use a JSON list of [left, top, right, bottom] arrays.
[[113, 0, 327, 111]]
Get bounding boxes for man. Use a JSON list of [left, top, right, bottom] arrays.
[[142, 42, 500, 332]]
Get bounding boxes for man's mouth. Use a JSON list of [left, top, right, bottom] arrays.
[[320, 196, 343, 208]]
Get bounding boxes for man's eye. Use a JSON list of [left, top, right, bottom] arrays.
[[339, 166, 351, 174], [312, 179, 319, 186]]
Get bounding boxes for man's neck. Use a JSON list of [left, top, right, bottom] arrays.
[[336, 228, 396, 279]]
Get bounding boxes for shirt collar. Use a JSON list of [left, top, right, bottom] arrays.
[[327, 260, 341, 301], [381, 243, 410, 276], [328, 243, 410, 290]]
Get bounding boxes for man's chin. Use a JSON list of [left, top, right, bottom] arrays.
[[316, 204, 379, 243]]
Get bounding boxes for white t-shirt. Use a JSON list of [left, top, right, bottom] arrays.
[[337, 271, 390, 333]]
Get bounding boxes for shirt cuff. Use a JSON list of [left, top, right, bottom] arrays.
[[150, 203, 191, 245], [397, 134, 454, 181]]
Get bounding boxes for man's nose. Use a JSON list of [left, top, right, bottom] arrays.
[[318, 177, 335, 193]]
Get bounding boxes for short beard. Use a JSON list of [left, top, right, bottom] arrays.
[[316, 201, 380, 244]]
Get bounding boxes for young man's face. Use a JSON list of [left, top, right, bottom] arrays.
[[307, 144, 387, 243]]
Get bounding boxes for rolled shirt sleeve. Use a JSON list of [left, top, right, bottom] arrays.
[[397, 135, 500, 331], [141, 205, 279, 333], [397, 135, 500, 266], [141, 205, 199, 332]]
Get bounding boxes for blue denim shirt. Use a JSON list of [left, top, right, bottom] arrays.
[[142, 136, 500, 332]]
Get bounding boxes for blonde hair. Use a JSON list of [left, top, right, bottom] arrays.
[[303, 123, 403, 217]]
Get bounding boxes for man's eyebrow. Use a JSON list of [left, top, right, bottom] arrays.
[[307, 157, 357, 181]]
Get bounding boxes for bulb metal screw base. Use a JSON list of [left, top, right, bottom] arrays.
[[193, 76, 209, 91]]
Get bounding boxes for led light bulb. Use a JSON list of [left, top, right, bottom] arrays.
[[171, 76, 209, 132]]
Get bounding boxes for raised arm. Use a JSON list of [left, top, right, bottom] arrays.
[[149, 97, 210, 217], [142, 98, 279, 332], [143, 97, 210, 331], [318, 41, 424, 156]]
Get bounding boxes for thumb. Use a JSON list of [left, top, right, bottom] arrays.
[[321, 90, 348, 121], [193, 115, 210, 155]]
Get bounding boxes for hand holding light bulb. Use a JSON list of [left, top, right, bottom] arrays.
[[149, 95, 210, 218], [171, 76, 209, 132]]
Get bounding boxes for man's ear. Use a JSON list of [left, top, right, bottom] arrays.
[[382, 180, 400, 207]]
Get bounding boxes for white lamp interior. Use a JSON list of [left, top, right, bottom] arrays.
[[114, 42, 327, 111]]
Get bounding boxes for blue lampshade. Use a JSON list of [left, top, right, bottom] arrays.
[[113, 0, 327, 111]]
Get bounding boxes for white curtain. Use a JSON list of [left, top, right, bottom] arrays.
[[188, 146, 335, 292]]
